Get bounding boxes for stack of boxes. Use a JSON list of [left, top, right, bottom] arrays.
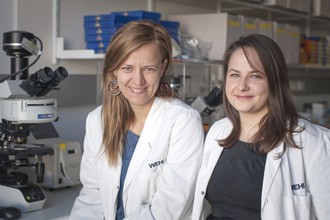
[[317, 37, 327, 65], [325, 37, 330, 65], [299, 36, 330, 65], [303, 36, 320, 64], [84, 13, 136, 53], [84, 10, 164, 54], [123, 10, 161, 21]]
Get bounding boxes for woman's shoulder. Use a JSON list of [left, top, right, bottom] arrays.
[[295, 118, 330, 154], [206, 118, 232, 139], [86, 105, 102, 121], [209, 118, 232, 131], [158, 97, 200, 115], [298, 118, 330, 138]]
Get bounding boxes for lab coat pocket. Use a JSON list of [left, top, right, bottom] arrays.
[[147, 158, 165, 183], [284, 193, 315, 220]]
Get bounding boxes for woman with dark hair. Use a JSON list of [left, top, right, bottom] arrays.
[[70, 20, 204, 220], [192, 34, 330, 220]]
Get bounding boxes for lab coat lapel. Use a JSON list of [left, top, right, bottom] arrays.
[[201, 124, 230, 188], [261, 142, 284, 209], [123, 98, 164, 190]]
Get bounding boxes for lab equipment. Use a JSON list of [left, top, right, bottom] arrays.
[[191, 87, 224, 130], [19, 139, 82, 190], [0, 30, 68, 212], [191, 87, 223, 116]]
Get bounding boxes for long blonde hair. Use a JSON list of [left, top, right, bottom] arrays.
[[101, 20, 173, 166]]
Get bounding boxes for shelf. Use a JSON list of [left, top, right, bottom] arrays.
[[54, 42, 330, 72], [56, 38, 105, 60], [288, 63, 330, 70], [163, 0, 330, 29]]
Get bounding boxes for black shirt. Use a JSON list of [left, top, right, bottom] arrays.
[[205, 140, 266, 220]]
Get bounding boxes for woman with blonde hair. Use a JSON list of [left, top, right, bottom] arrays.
[[70, 20, 204, 220]]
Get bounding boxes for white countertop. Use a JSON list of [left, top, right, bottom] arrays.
[[20, 185, 82, 220]]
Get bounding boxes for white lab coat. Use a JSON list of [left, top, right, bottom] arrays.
[[70, 97, 204, 220], [192, 117, 330, 220]]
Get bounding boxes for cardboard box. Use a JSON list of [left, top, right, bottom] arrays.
[[258, 19, 274, 39], [286, 24, 300, 64], [243, 17, 259, 36], [169, 13, 243, 60], [273, 22, 289, 62]]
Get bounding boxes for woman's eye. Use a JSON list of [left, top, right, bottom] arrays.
[[121, 66, 132, 72], [228, 73, 239, 77], [251, 74, 261, 79], [144, 67, 156, 72]]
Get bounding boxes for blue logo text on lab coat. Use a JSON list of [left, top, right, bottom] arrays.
[[291, 182, 305, 191], [148, 160, 164, 168]]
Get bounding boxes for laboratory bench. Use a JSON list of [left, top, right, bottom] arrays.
[[20, 185, 82, 220]]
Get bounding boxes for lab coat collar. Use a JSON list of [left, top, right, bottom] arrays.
[[261, 141, 284, 210]]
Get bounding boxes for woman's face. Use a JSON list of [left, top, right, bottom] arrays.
[[115, 43, 167, 111], [225, 47, 269, 119]]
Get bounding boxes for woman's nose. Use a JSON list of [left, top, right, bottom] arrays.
[[238, 77, 249, 91], [132, 69, 145, 84]]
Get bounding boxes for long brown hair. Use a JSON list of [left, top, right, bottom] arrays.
[[101, 20, 173, 166], [219, 34, 302, 155]]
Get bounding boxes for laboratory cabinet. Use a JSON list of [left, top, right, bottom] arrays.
[[53, 0, 330, 67]]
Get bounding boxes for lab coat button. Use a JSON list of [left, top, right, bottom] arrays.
[[201, 191, 205, 195], [116, 185, 120, 189]]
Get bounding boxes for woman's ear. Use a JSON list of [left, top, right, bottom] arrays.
[[162, 59, 168, 72]]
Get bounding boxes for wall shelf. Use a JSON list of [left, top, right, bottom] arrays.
[[56, 37, 104, 60]]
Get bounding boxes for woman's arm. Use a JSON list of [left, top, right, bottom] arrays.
[[69, 110, 104, 220], [304, 124, 330, 220]]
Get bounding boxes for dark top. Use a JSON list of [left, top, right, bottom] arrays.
[[205, 140, 266, 220], [116, 130, 140, 220]]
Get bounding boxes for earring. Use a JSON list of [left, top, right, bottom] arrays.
[[106, 78, 121, 96]]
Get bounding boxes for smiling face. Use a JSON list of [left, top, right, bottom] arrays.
[[115, 43, 167, 112], [225, 47, 269, 120]]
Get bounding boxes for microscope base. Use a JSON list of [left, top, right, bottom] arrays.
[[0, 184, 46, 212]]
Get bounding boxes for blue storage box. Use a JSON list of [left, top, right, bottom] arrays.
[[84, 13, 137, 23], [164, 27, 179, 36], [84, 20, 127, 29], [86, 41, 109, 54], [85, 27, 120, 36], [126, 10, 161, 20], [160, 20, 180, 28], [170, 34, 180, 44], [85, 34, 113, 42]]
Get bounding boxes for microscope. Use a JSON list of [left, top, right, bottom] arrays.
[[191, 87, 224, 131], [0, 31, 68, 212]]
